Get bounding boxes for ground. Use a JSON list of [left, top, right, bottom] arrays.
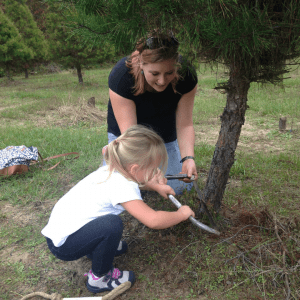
[[1, 99, 299, 300]]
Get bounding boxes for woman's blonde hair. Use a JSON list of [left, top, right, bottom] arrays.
[[103, 125, 168, 186], [126, 31, 181, 96]]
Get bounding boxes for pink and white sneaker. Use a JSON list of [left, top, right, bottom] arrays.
[[85, 267, 135, 293]]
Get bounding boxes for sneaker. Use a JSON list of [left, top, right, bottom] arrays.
[[85, 267, 135, 293], [86, 241, 128, 260]]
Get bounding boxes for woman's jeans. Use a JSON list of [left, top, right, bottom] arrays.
[[46, 214, 123, 277], [107, 132, 193, 194]]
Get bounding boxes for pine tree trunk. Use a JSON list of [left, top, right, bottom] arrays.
[[76, 65, 83, 84], [25, 68, 29, 79], [5, 64, 11, 80], [202, 64, 250, 212]]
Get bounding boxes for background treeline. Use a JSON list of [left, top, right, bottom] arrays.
[[0, 0, 119, 83]]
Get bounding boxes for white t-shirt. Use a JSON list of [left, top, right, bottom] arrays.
[[41, 166, 142, 247]]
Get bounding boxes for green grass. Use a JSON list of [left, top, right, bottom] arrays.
[[0, 69, 109, 121], [0, 64, 300, 299], [0, 126, 107, 205], [193, 65, 300, 124]]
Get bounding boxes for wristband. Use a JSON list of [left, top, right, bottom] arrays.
[[180, 156, 194, 163]]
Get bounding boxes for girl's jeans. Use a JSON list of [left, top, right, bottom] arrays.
[[107, 132, 193, 194], [46, 214, 123, 277]]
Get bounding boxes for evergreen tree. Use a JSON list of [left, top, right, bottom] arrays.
[[0, 8, 33, 79], [5, 0, 48, 78], [26, 0, 49, 33], [45, 5, 115, 84], [56, 0, 300, 212]]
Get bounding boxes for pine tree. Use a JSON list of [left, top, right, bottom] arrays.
[[0, 8, 34, 79], [45, 5, 115, 84], [5, 0, 48, 78], [56, 0, 300, 212], [26, 0, 49, 33]]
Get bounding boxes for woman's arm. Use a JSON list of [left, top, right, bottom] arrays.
[[176, 84, 198, 181], [121, 200, 195, 230], [109, 88, 137, 134]]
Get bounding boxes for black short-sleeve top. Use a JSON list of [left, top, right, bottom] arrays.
[[107, 56, 198, 143]]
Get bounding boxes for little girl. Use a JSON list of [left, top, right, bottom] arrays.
[[41, 125, 195, 294]]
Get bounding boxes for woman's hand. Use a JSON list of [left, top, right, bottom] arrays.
[[180, 159, 198, 182]]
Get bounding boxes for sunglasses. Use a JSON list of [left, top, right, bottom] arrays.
[[144, 35, 179, 50]]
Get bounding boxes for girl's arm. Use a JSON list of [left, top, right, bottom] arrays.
[[121, 200, 195, 230], [176, 84, 198, 182], [109, 88, 137, 133]]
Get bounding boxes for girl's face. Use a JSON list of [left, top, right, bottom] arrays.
[[141, 59, 177, 92], [129, 158, 162, 184]]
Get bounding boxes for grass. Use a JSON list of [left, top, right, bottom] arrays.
[[0, 65, 300, 299]]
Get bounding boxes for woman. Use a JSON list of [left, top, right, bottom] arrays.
[[107, 32, 198, 194]]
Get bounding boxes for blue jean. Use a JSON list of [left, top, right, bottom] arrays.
[[46, 214, 123, 277], [107, 132, 193, 194]]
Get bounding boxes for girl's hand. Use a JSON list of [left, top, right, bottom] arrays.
[[178, 205, 195, 220], [181, 159, 198, 182], [156, 184, 175, 199], [152, 169, 167, 185], [145, 169, 165, 186], [146, 169, 175, 199]]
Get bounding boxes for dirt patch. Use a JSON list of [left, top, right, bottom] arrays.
[[1, 247, 34, 264], [225, 206, 269, 227], [1, 200, 54, 228], [194, 118, 300, 154], [1, 203, 38, 227], [238, 122, 284, 153]]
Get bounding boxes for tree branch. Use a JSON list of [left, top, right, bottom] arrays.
[[77, 24, 110, 35]]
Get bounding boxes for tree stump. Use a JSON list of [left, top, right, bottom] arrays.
[[87, 97, 96, 107], [279, 117, 287, 131]]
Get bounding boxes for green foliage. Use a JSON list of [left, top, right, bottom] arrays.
[[26, 0, 49, 33], [57, 0, 300, 85], [45, 4, 116, 83], [4, 0, 48, 72], [0, 9, 34, 76]]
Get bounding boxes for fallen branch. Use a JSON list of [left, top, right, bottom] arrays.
[[274, 219, 294, 265], [283, 251, 291, 300], [20, 292, 62, 300], [19, 281, 132, 300]]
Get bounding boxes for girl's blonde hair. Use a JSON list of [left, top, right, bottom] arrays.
[[103, 125, 168, 185], [126, 31, 181, 96]]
